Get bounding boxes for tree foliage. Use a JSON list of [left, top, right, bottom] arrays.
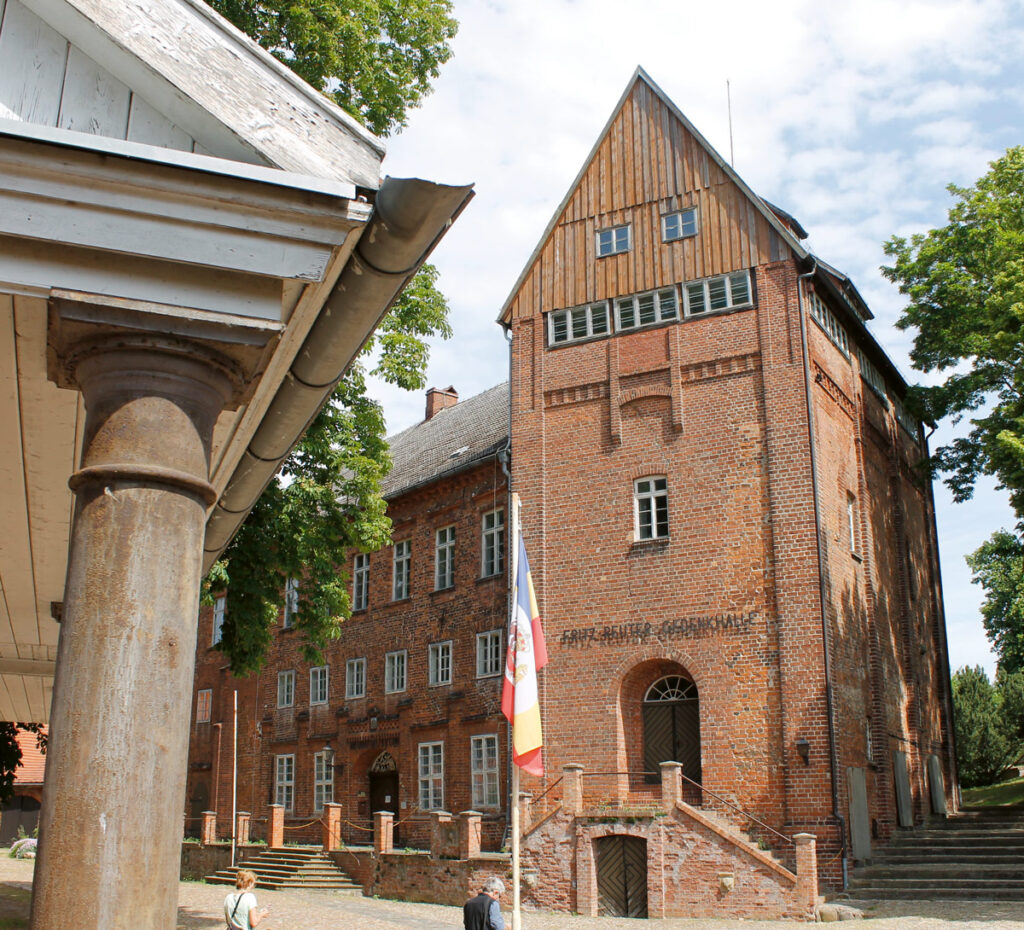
[[968, 530, 1024, 675], [951, 665, 1024, 788], [208, 0, 457, 136], [0, 724, 45, 805]]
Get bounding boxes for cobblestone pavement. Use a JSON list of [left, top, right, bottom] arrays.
[[0, 856, 1021, 929]]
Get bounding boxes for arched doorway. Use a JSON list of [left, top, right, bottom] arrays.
[[642, 675, 701, 787], [595, 835, 648, 917], [368, 751, 399, 842]]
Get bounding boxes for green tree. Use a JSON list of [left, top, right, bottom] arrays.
[[0, 724, 45, 805], [951, 665, 1019, 788], [208, 0, 457, 136], [967, 530, 1024, 675]]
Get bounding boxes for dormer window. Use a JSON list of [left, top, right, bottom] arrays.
[[596, 224, 631, 257]]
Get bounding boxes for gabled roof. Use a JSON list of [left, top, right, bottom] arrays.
[[383, 383, 509, 499], [498, 66, 809, 323]]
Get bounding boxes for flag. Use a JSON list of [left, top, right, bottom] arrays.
[[502, 535, 549, 775]]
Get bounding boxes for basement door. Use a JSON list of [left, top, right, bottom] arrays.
[[595, 835, 648, 918]]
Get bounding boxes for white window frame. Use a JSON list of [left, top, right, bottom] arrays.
[[196, 689, 212, 724], [662, 207, 698, 242], [346, 657, 366, 699], [435, 525, 455, 590], [313, 750, 334, 813], [847, 493, 859, 555], [385, 650, 407, 694], [352, 553, 369, 611], [683, 270, 753, 317], [807, 289, 850, 357], [418, 741, 444, 811], [428, 641, 453, 687], [476, 630, 503, 678], [634, 476, 669, 540], [548, 301, 610, 346], [275, 754, 295, 811], [310, 665, 329, 705], [282, 577, 299, 628], [481, 508, 505, 578], [471, 734, 500, 809], [212, 595, 226, 645], [596, 223, 631, 257], [393, 540, 411, 601], [277, 669, 295, 708], [615, 287, 679, 331]]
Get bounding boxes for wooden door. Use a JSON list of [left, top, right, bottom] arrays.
[[643, 700, 701, 784], [595, 835, 648, 918], [369, 770, 400, 841]]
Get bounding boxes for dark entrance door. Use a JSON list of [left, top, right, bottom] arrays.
[[368, 751, 399, 843], [595, 835, 648, 918], [642, 675, 701, 787]]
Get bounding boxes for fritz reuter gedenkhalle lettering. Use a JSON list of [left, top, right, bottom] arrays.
[[559, 612, 758, 648]]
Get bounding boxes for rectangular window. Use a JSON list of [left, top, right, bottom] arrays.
[[352, 553, 369, 611], [634, 477, 669, 540], [615, 287, 678, 331], [418, 741, 444, 810], [196, 689, 212, 724], [892, 394, 920, 441], [548, 301, 610, 346], [393, 540, 411, 600], [282, 577, 299, 628], [212, 595, 226, 645], [847, 493, 858, 555], [476, 630, 503, 678], [435, 526, 455, 590], [684, 270, 753, 317], [481, 508, 505, 578], [275, 754, 294, 811], [662, 207, 698, 241], [428, 641, 452, 686], [596, 223, 631, 257], [385, 650, 407, 694], [313, 750, 334, 813], [856, 347, 889, 404], [346, 657, 366, 699], [277, 670, 295, 708], [471, 735, 500, 808], [807, 289, 850, 357], [310, 666, 328, 705]]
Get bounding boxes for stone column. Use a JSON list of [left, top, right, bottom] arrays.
[[31, 334, 242, 930], [236, 812, 251, 848], [458, 810, 481, 859], [563, 764, 585, 815], [659, 761, 683, 811], [323, 803, 342, 851], [374, 811, 394, 854], [201, 811, 218, 846], [268, 804, 285, 849], [793, 833, 819, 915]]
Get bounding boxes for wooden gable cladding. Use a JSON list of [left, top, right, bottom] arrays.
[[504, 75, 787, 325]]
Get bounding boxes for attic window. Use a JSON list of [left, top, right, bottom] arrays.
[[662, 208, 698, 242], [596, 224, 631, 257], [450, 446, 469, 458]]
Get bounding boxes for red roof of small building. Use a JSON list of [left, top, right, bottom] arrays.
[[14, 728, 46, 785]]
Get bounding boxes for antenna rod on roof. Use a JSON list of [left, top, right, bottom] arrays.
[[727, 79, 735, 167]]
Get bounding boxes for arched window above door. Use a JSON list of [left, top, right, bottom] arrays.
[[645, 675, 697, 703]]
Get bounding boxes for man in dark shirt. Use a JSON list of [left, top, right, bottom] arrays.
[[463, 876, 506, 930]]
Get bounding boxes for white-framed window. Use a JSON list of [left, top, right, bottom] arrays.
[[807, 289, 850, 357], [346, 657, 366, 699], [196, 689, 212, 724], [353, 553, 369, 611], [662, 207, 698, 242], [282, 577, 299, 628], [385, 650, 407, 694], [634, 477, 669, 540], [596, 223, 631, 257], [481, 508, 505, 578], [310, 666, 329, 705], [856, 347, 889, 405], [476, 630, 503, 678], [212, 595, 226, 645], [435, 526, 455, 590], [393, 540, 411, 600], [548, 302, 610, 346], [615, 287, 678, 331], [428, 641, 452, 686], [313, 750, 334, 813], [847, 493, 858, 555], [471, 735, 500, 808], [892, 394, 920, 441], [275, 754, 294, 811], [277, 670, 295, 708], [684, 270, 753, 316], [418, 741, 444, 810]]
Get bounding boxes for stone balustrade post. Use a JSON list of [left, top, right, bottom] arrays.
[[518, 791, 533, 832], [793, 833, 818, 915], [563, 764, 585, 814], [268, 804, 284, 849], [236, 812, 251, 847], [374, 810, 394, 854], [200, 811, 217, 846], [430, 810, 452, 857], [322, 803, 342, 851], [660, 761, 683, 810], [458, 810, 482, 859]]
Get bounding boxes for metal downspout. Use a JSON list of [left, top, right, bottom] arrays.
[[500, 324, 513, 851], [796, 260, 849, 889]]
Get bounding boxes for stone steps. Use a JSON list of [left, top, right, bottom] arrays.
[[205, 846, 361, 891]]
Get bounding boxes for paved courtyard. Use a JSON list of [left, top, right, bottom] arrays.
[[0, 855, 1021, 929]]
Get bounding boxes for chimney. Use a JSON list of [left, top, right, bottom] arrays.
[[425, 386, 458, 420]]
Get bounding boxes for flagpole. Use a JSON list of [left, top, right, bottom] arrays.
[[510, 492, 522, 930]]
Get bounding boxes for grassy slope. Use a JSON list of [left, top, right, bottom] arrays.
[[962, 775, 1024, 808]]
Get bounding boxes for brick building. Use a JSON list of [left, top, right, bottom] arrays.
[[186, 69, 956, 917]]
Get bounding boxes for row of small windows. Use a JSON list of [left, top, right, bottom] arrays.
[[271, 735, 500, 813], [595, 208, 698, 258], [548, 270, 754, 346]]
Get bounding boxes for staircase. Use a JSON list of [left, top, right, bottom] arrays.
[[205, 846, 362, 891], [849, 809, 1024, 901]]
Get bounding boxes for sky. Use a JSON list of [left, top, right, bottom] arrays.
[[375, 0, 1024, 676]]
